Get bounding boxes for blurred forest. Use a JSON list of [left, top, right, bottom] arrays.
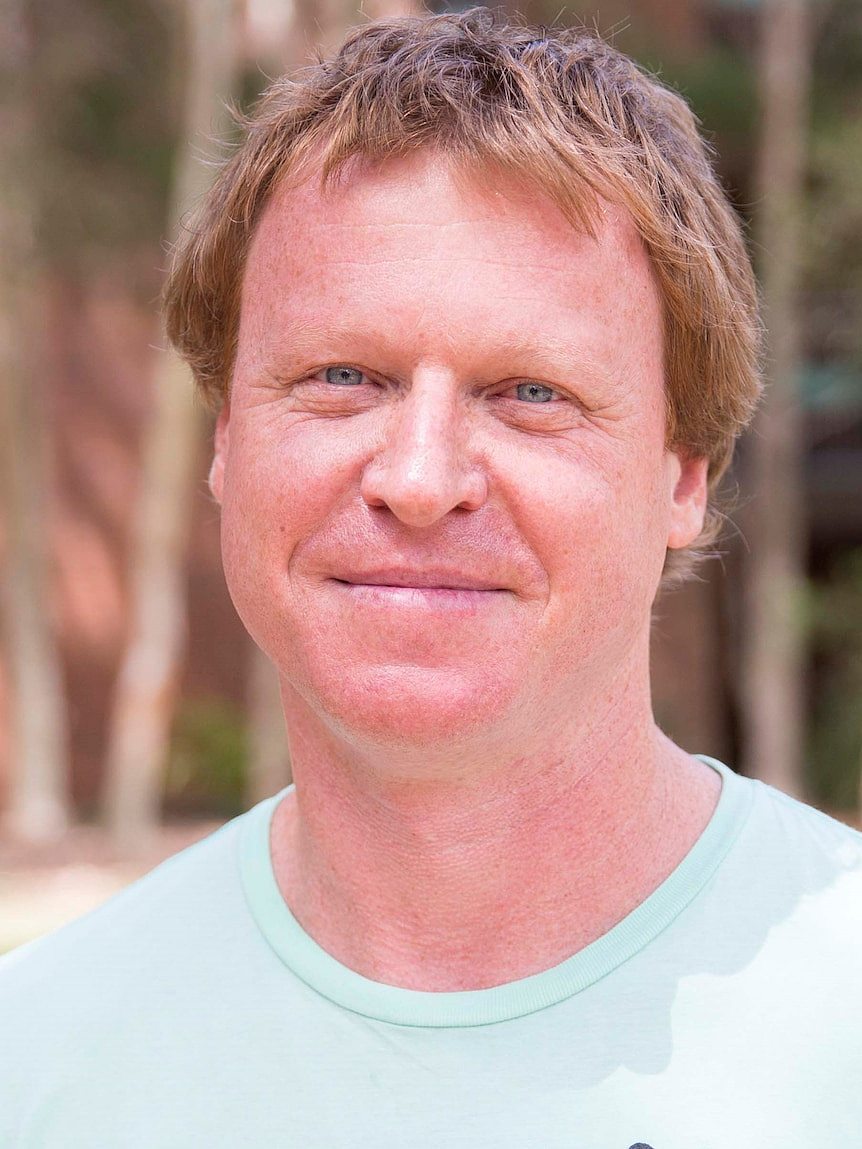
[[0, 0, 861, 870]]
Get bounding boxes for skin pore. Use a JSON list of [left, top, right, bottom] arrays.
[[209, 150, 721, 991]]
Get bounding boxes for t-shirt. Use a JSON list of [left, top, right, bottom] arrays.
[[1, 754, 861, 1148]]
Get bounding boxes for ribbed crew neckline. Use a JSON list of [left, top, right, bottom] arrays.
[[238, 754, 753, 1028]]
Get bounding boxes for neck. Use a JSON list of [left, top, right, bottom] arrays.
[[269, 666, 721, 992]]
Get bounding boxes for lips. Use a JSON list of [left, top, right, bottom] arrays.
[[331, 568, 505, 591]]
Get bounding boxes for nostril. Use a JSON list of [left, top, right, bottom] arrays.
[[360, 461, 487, 526]]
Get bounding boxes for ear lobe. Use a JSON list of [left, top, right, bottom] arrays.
[[208, 400, 231, 505], [666, 452, 709, 550]]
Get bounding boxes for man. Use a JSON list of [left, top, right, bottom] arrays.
[[1, 9, 860, 1146]]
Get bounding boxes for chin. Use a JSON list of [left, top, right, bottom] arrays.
[[300, 661, 518, 756]]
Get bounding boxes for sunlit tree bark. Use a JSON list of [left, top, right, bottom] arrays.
[[102, 0, 239, 852], [741, 0, 811, 796], [0, 0, 72, 840], [287, 0, 421, 62]]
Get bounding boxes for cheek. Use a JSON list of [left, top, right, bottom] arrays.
[[222, 408, 423, 664], [217, 417, 358, 649], [223, 415, 361, 549], [507, 438, 669, 615]]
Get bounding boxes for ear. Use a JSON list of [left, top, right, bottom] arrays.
[[665, 450, 709, 550], [208, 400, 231, 505]]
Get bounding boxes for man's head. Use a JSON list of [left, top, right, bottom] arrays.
[[165, 7, 762, 588], [163, 9, 762, 762]]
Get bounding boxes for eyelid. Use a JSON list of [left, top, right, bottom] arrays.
[[496, 380, 568, 402], [314, 364, 373, 384], [302, 366, 571, 404], [290, 364, 387, 393]]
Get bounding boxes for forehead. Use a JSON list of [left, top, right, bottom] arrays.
[[239, 150, 663, 386]]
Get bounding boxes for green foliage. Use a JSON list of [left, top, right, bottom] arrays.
[[805, 114, 862, 368], [32, 0, 181, 268], [645, 46, 757, 160], [804, 0, 862, 371], [805, 550, 862, 811], [812, 0, 862, 124], [164, 696, 248, 819]]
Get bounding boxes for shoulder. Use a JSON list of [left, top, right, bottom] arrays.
[[0, 805, 280, 1144], [0, 810, 248, 1053], [743, 775, 862, 880], [680, 764, 862, 981], [720, 774, 862, 971]]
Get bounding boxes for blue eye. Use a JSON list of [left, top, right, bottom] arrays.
[[325, 366, 365, 386], [515, 382, 557, 403]]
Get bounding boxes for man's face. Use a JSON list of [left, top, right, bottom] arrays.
[[210, 151, 706, 761]]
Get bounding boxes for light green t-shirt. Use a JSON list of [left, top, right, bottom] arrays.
[[2, 755, 861, 1148]]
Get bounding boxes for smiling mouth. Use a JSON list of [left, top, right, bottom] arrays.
[[330, 580, 508, 609], [331, 570, 506, 592], [333, 579, 502, 592]]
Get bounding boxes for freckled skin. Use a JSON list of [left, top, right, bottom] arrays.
[[209, 152, 718, 990]]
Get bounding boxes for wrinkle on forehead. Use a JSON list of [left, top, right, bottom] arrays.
[[249, 150, 653, 299], [258, 148, 642, 248]]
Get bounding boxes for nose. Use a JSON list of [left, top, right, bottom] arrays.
[[359, 372, 488, 527]]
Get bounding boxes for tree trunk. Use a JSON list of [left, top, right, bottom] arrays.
[[285, 0, 420, 67], [0, 1, 72, 840], [741, 0, 811, 797], [102, 0, 239, 853]]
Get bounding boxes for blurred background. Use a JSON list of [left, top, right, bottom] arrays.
[[1, 0, 860, 950]]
